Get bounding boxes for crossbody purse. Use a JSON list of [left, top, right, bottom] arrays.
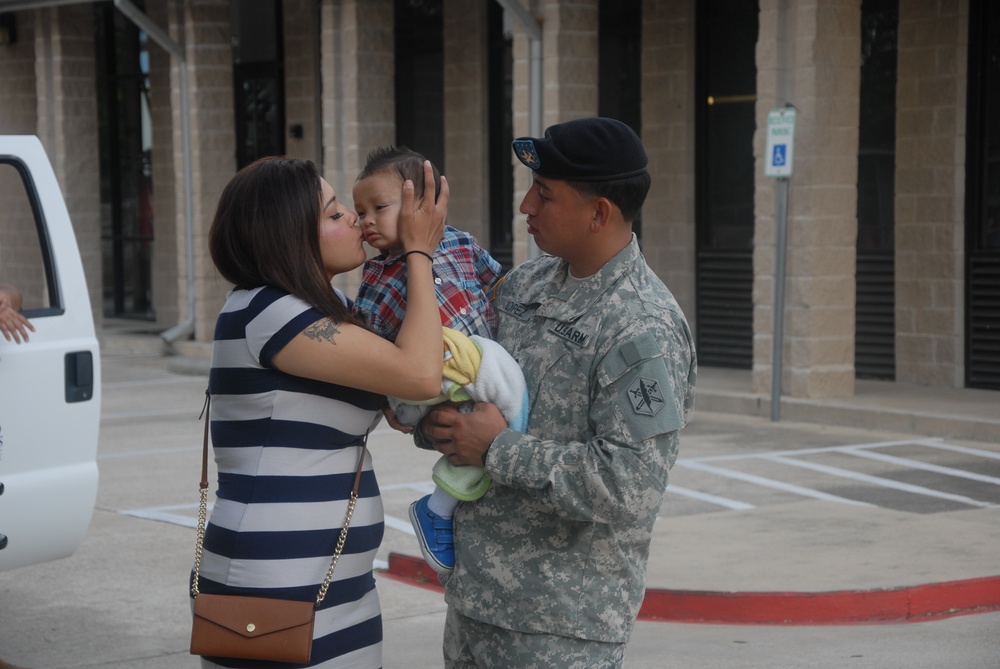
[[189, 391, 367, 664]]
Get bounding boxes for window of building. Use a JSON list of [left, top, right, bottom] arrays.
[[94, 2, 154, 320], [487, 1, 513, 270], [965, 0, 1000, 390], [599, 0, 643, 242], [855, 0, 898, 380], [395, 0, 444, 169], [694, 0, 758, 369], [232, 0, 285, 169]]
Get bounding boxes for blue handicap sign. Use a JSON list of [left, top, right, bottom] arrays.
[[772, 144, 787, 167]]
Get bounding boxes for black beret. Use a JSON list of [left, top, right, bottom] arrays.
[[512, 117, 648, 182]]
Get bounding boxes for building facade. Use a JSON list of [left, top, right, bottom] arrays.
[[0, 0, 997, 401]]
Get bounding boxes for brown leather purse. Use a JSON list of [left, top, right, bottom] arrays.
[[189, 391, 366, 663]]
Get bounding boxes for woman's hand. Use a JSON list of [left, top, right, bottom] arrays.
[[398, 160, 447, 256]]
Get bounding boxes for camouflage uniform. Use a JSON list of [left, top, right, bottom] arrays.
[[444, 235, 696, 645]]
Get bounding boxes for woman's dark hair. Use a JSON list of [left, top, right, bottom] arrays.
[[568, 171, 652, 223], [208, 156, 360, 325], [356, 145, 442, 200]]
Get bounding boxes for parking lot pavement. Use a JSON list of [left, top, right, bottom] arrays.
[[0, 343, 998, 668]]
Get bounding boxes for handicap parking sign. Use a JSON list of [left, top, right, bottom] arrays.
[[765, 108, 796, 177], [772, 144, 787, 167]]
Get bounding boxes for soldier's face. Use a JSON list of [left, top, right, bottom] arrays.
[[519, 175, 593, 262]]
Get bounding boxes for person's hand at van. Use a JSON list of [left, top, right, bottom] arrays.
[[0, 284, 35, 344]]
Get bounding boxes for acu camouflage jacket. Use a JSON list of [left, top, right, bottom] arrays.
[[444, 236, 697, 643]]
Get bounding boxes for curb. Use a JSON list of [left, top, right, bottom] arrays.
[[383, 553, 1000, 626]]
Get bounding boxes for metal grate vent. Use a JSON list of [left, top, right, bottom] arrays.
[[696, 251, 753, 369]]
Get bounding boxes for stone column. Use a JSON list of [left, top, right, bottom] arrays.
[[443, 0, 489, 245], [753, 0, 862, 399], [894, 0, 968, 387], [510, 0, 600, 266], [0, 12, 39, 301], [34, 4, 103, 328], [0, 11, 37, 134], [320, 0, 394, 297], [169, 0, 236, 342]]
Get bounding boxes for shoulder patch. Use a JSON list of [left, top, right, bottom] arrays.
[[627, 376, 665, 416]]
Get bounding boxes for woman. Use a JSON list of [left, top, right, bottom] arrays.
[[196, 156, 446, 668]]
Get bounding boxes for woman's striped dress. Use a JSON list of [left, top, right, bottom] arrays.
[[195, 286, 386, 668]]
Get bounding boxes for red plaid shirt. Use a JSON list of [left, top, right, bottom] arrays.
[[354, 226, 501, 341]]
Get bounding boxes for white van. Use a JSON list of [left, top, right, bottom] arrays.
[[0, 136, 101, 572]]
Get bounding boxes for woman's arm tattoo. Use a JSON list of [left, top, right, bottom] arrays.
[[303, 319, 341, 344]]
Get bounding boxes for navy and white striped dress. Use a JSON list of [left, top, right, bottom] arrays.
[[196, 286, 386, 668]]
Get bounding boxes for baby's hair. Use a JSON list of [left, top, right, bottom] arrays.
[[357, 145, 442, 200]]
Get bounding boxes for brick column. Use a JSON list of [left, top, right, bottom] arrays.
[[0, 12, 38, 301], [35, 5, 103, 328], [641, 0, 697, 321], [539, 0, 599, 125], [320, 0, 394, 297], [753, 0, 862, 399], [170, 0, 236, 342], [894, 0, 968, 387], [0, 11, 37, 133], [510, 0, 600, 265], [443, 0, 489, 245]]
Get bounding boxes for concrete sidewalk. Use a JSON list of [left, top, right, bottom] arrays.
[[2, 327, 997, 669], [104, 323, 1000, 626]]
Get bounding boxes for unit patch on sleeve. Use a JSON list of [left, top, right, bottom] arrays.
[[628, 376, 664, 416]]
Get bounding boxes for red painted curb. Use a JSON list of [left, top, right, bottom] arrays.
[[383, 553, 1000, 625]]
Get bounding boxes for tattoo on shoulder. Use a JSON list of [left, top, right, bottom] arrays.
[[304, 319, 341, 344]]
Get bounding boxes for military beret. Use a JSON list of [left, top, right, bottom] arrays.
[[512, 117, 648, 182]]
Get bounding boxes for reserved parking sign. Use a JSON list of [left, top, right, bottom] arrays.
[[765, 107, 796, 178]]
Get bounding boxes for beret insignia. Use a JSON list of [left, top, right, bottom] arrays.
[[513, 139, 541, 170]]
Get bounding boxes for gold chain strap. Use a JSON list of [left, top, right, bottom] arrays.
[[191, 485, 209, 597], [190, 389, 367, 608], [315, 489, 357, 605]]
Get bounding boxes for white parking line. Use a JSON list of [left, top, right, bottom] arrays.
[[676, 460, 875, 507], [665, 484, 756, 510], [672, 438, 1000, 512], [843, 447, 1000, 485], [763, 454, 996, 508]]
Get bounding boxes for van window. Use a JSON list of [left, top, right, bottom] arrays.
[[0, 160, 58, 315]]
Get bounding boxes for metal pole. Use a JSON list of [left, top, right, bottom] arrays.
[[771, 177, 789, 421]]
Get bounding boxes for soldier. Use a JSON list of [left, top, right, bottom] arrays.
[[420, 117, 697, 668]]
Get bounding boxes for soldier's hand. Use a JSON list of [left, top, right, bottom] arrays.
[[424, 402, 506, 467]]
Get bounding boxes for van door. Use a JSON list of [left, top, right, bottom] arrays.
[[0, 135, 101, 572]]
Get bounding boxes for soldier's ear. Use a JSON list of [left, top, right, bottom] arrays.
[[589, 197, 613, 232]]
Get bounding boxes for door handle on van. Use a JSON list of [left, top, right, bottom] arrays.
[[65, 351, 94, 402]]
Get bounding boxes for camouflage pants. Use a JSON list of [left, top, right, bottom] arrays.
[[443, 607, 627, 669]]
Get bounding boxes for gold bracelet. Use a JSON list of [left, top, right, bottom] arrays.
[[402, 250, 434, 262]]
